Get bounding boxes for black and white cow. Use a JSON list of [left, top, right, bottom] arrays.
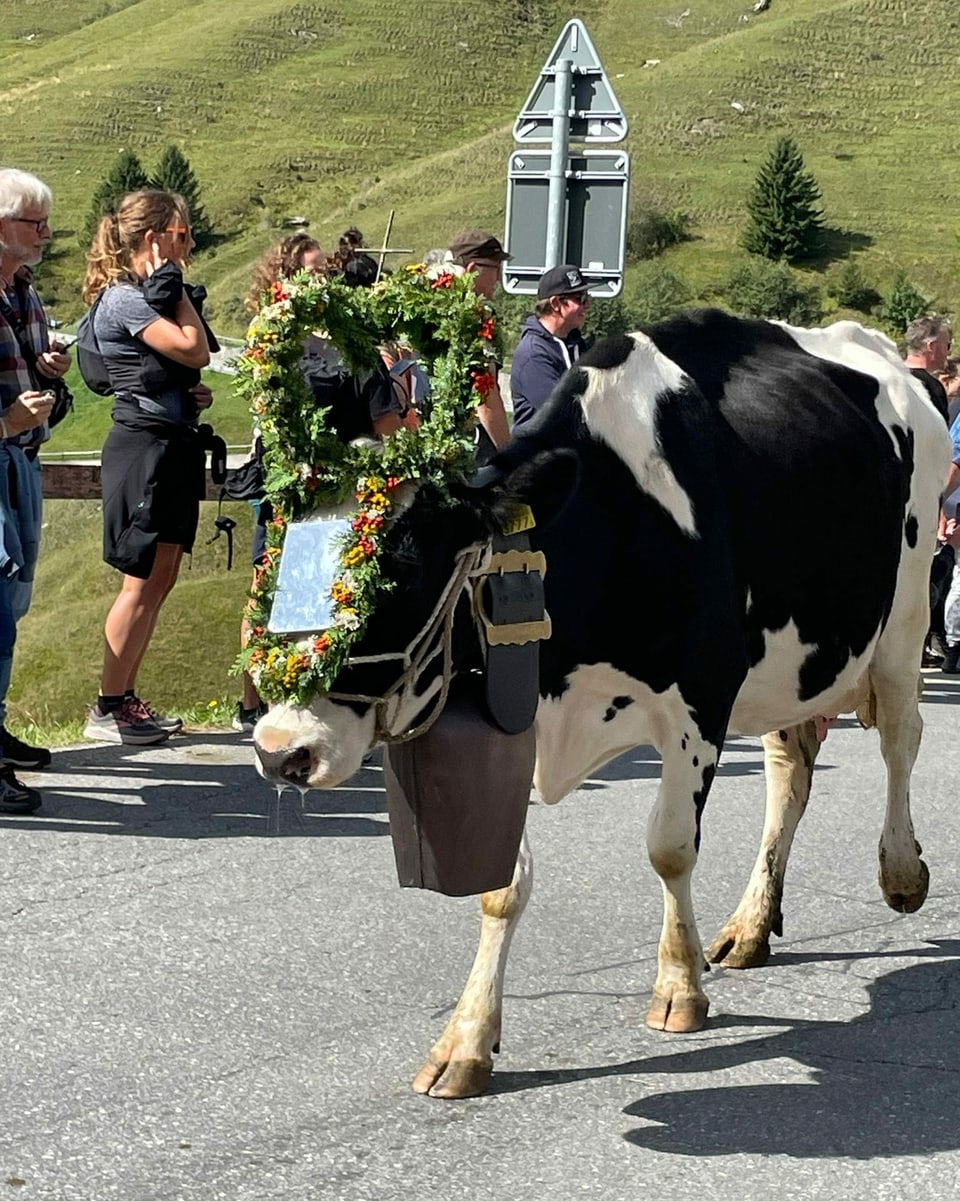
[[254, 308, 951, 1098]]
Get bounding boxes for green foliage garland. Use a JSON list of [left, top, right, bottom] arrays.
[[234, 265, 501, 704]]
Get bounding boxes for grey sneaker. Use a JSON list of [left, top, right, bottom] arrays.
[[83, 699, 170, 746], [128, 695, 183, 733]]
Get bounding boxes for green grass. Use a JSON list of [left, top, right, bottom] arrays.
[[7, 497, 260, 736]]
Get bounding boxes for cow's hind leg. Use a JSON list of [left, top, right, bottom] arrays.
[[412, 833, 533, 1099], [646, 740, 717, 1033], [870, 661, 928, 913], [708, 719, 820, 968]]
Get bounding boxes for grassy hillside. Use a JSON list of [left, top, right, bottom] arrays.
[[3, 0, 960, 736], [3, 0, 960, 336]]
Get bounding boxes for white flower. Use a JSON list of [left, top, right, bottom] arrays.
[[333, 609, 361, 631]]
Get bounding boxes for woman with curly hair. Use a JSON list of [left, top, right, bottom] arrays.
[[245, 232, 326, 312]]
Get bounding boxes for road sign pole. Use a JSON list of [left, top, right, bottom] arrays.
[[544, 57, 572, 271]]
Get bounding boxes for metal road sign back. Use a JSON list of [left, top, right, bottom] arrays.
[[513, 19, 628, 145], [503, 149, 630, 298]]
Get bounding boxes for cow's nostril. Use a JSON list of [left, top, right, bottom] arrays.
[[255, 743, 312, 786]]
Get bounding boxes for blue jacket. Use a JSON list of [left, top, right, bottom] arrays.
[[509, 315, 588, 429]]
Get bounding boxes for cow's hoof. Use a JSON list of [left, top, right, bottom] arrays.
[[706, 928, 771, 969], [881, 857, 929, 914], [645, 991, 709, 1033], [412, 1056, 492, 1099]]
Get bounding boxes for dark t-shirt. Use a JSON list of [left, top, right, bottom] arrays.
[[909, 367, 950, 425], [300, 334, 405, 442]]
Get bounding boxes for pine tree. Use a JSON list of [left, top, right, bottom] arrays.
[[741, 135, 824, 263], [82, 150, 150, 246], [883, 270, 929, 335], [150, 145, 211, 248]]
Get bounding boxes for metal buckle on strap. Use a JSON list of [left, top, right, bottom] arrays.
[[473, 546, 552, 647]]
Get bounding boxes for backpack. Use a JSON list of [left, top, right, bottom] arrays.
[[75, 290, 114, 396]]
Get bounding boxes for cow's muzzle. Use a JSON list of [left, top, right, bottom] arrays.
[[255, 742, 312, 788]]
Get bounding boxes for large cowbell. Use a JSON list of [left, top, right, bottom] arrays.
[[385, 507, 550, 896], [385, 675, 536, 896]]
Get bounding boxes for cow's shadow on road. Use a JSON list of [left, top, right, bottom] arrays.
[[489, 940, 960, 1160]]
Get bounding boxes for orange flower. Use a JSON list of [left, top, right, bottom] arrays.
[[313, 634, 331, 654], [430, 272, 454, 290], [270, 281, 289, 303]]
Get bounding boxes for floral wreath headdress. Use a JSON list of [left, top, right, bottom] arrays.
[[235, 264, 503, 704]]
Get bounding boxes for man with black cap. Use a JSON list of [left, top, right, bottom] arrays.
[[510, 263, 591, 429], [446, 228, 512, 458]]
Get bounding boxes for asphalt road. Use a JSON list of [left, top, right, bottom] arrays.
[[2, 672, 960, 1200]]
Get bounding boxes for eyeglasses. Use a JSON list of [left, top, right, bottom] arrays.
[[8, 217, 50, 233], [563, 292, 590, 306], [165, 226, 190, 236]]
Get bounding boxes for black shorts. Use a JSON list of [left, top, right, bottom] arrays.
[[101, 420, 204, 578]]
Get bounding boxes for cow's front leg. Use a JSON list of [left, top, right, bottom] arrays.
[[708, 720, 820, 968], [645, 739, 717, 1033], [412, 833, 533, 1099]]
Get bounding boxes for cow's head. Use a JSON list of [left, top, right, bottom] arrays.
[[253, 446, 579, 791]]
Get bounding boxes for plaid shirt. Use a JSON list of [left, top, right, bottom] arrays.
[[0, 266, 50, 449]]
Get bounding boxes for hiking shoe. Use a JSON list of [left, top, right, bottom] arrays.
[[0, 763, 42, 814], [0, 726, 51, 770], [942, 645, 960, 674], [83, 699, 170, 746], [128, 695, 183, 733], [232, 701, 268, 733]]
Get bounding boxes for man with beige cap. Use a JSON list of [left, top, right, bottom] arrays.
[[447, 229, 512, 459]]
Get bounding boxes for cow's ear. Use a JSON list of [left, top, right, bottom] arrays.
[[488, 448, 580, 532]]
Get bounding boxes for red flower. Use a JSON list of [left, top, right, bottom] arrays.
[[430, 272, 454, 290], [479, 317, 496, 340], [359, 537, 375, 557], [314, 635, 331, 654], [386, 475, 400, 491], [470, 370, 497, 396], [270, 281, 289, 303], [351, 513, 384, 534]]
